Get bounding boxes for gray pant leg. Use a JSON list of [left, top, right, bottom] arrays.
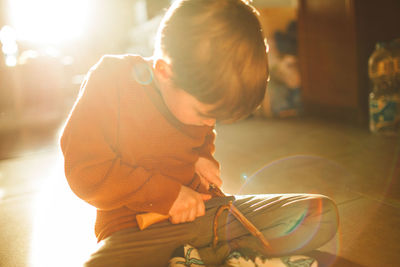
[[85, 194, 338, 266], [191, 194, 339, 257], [84, 197, 233, 267], [84, 222, 192, 267]]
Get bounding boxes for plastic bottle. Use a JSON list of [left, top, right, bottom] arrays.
[[368, 42, 400, 135]]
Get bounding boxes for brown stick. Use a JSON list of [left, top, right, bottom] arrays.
[[229, 204, 272, 252], [211, 198, 271, 252], [213, 204, 231, 247], [137, 184, 272, 254]]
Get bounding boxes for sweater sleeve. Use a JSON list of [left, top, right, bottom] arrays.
[[60, 56, 181, 215]]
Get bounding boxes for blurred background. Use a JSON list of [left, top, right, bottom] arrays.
[[0, 0, 302, 159], [0, 0, 172, 159], [1, 0, 400, 159], [0, 0, 399, 266]]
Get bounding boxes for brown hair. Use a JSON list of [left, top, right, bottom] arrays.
[[155, 0, 269, 122]]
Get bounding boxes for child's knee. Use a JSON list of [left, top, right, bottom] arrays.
[[312, 195, 339, 236], [323, 196, 339, 229]]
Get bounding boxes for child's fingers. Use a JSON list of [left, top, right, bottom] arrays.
[[198, 169, 222, 188], [168, 186, 210, 224], [201, 193, 212, 201], [188, 207, 197, 222], [196, 198, 206, 217], [203, 172, 222, 188], [169, 213, 183, 224], [209, 175, 222, 187], [198, 175, 210, 191]]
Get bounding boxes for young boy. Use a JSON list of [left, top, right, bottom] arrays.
[[60, 0, 338, 266]]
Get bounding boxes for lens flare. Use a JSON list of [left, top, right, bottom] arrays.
[[132, 62, 154, 85], [235, 154, 343, 264], [238, 154, 350, 194], [284, 209, 307, 235]]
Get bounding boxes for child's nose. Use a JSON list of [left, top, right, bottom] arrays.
[[203, 118, 216, 126]]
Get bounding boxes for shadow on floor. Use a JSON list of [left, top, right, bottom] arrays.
[[306, 250, 366, 267]]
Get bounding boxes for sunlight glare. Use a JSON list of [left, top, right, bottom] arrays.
[[8, 0, 92, 44], [2, 42, 18, 54], [5, 55, 17, 67], [30, 155, 98, 267], [1, 25, 18, 66], [0, 25, 17, 46]]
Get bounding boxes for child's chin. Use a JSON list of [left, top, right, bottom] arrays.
[[180, 119, 203, 126], [186, 122, 203, 126]]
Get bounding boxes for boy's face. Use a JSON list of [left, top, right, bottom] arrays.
[[161, 85, 217, 127], [154, 58, 216, 127]]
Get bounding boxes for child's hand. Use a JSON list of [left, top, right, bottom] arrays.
[[195, 157, 222, 189], [168, 185, 211, 224]]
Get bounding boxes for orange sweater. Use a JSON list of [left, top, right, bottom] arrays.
[[60, 55, 217, 241]]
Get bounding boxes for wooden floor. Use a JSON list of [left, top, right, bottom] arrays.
[[0, 116, 399, 266]]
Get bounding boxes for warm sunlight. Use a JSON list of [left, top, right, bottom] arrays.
[[29, 153, 98, 267], [7, 0, 92, 44]]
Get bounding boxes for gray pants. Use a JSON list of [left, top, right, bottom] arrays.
[[85, 194, 339, 267]]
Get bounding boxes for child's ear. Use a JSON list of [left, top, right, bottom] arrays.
[[154, 59, 173, 81]]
